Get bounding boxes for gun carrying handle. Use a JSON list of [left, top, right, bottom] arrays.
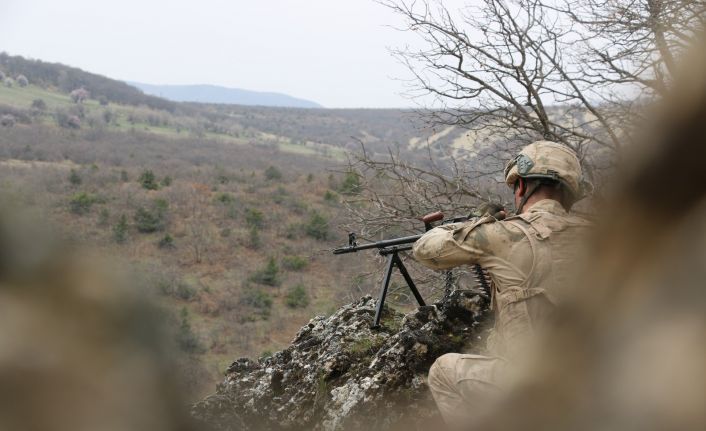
[[421, 211, 444, 231]]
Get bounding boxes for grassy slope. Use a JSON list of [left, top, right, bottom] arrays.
[[1, 83, 75, 108], [0, 84, 346, 158]]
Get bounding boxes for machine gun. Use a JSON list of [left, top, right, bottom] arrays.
[[333, 211, 477, 328], [333, 204, 505, 328]]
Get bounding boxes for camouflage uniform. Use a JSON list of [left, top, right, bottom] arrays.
[[413, 141, 591, 425]]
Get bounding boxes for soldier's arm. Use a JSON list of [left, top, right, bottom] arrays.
[[412, 220, 491, 270]]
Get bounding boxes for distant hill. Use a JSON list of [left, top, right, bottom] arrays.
[[0, 53, 178, 112], [129, 82, 323, 108]]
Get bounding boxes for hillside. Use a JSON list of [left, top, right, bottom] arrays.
[[0, 53, 477, 161], [131, 82, 323, 108], [0, 52, 178, 111], [0, 55, 467, 400]]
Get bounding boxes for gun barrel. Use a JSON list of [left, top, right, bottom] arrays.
[[332, 234, 423, 254]]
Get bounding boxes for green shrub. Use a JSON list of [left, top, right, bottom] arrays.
[[304, 211, 329, 240], [55, 109, 81, 128], [285, 284, 310, 308], [134, 205, 165, 233], [97, 208, 110, 226], [248, 226, 261, 249], [338, 171, 361, 195], [120, 170, 129, 182], [216, 174, 230, 184], [31, 98, 47, 111], [242, 288, 273, 319], [264, 165, 282, 181], [245, 208, 264, 228], [69, 192, 97, 215], [214, 192, 235, 205], [176, 307, 205, 354], [112, 214, 128, 243], [158, 233, 175, 249], [249, 257, 280, 286], [175, 281, 196, 300], [138, 169, 159, 190], [67, 169, 81, 186], [281, 255, 309, 271], [243, 288, 273, 309], [102, 109, 113, 124], [161, 176, 172, 187], [323, 190, 338, 203]]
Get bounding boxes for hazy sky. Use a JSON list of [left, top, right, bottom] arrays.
[[0, 0, 470, 108]]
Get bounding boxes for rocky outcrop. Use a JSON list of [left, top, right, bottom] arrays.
[[192, 290, 491, 431]]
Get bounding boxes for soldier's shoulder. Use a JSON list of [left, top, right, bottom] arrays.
[[467, 214, 524, 238], [468, 214, 504, 229], [501, 211, 591, 240], [452, 215, 517, 248], [502, 212, 539, 225], [506, 210, 591, 225], [455, 214, 508, 238]]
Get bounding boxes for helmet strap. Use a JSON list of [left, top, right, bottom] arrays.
[[516, 180, 540, 214]]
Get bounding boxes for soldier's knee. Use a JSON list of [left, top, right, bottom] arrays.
[[428, 353, 460, 392], [435, 352, 461, 370]]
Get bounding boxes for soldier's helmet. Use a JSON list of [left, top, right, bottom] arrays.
[[504, 140, 588, 200]]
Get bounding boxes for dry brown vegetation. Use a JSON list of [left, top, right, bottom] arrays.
[[0, 99, 449, 398]]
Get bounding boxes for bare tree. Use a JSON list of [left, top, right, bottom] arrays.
[[557, 0, 706, 94], [336, 142, 508, 303], [380, 0, 700, 160], [338, 0, 704, 296], [16, 74, 28, 87], [70, 87, 90, 104], [341, 143, 505, 238], [343, 0, 705, 222]]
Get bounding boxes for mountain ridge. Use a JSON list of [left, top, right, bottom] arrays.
[[130, 82, 323, 108]]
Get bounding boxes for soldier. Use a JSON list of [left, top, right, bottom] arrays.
[[412, 141, 592, 426]]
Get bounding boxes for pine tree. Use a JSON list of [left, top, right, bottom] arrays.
[[138, 169, 158, 190], [68, 169, 82, 186], [112, 214, 128, 243]]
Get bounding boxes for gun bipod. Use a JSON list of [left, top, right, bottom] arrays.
[[372, 247, 425, 329]]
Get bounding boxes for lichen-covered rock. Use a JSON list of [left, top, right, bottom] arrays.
[[192, 290, 491, 431]]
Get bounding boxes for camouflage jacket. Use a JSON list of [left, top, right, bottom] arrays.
[[413, 199, 591, 356]]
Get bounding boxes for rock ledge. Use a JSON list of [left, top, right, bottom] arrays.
[[192, 290, 490, 430]]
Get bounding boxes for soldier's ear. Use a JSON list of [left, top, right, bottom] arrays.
[[515, 178, 527, 197]]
